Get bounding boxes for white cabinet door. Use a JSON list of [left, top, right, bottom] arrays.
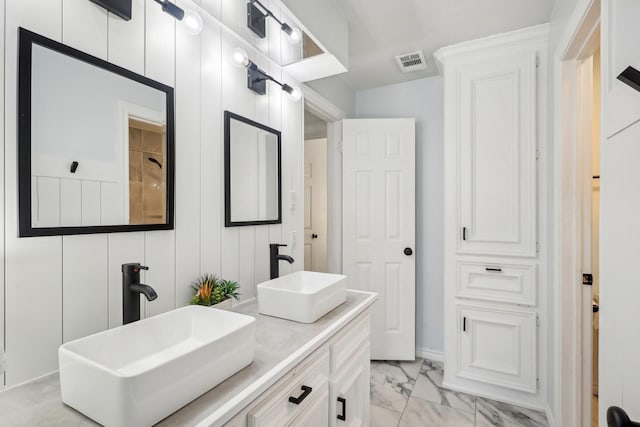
[[457, 51, 538, 257], [342, 118, 416, 360], [457, 304, 537, 393], [330, 344, 370, 427]]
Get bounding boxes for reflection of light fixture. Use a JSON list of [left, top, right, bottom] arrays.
[[232, 48, 302, 101], [247, 0, 301, 44], [153, 0, 203, 35]]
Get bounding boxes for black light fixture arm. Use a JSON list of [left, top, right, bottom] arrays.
[[234, 47, 300, 99], [248, 62, 285, 87], [247, 0, 297, 37], [246, 61, 293, 94], [153, 0, 185, 20]]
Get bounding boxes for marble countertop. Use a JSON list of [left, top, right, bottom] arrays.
[[0, 290, 377, 427]]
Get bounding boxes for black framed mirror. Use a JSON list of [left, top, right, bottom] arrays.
[[18, 27, 175, 237], [224, 111, 281, 227]]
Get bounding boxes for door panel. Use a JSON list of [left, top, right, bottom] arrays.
[[457, 304, 537, 393], [343, 118, 415, 360], [458, 52, 537, 257], [600, 1, 640, 422], [304, 138, 327, 272]]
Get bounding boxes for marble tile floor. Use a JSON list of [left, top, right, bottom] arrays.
[[370, 358, 549, 427]]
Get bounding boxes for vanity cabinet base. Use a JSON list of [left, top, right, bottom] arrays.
[[224, 313, 371, 427]]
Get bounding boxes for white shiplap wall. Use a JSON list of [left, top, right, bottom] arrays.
[[2, 0, 303, 387]]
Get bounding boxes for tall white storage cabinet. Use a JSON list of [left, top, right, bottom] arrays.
[[435, 24, 549, 409]]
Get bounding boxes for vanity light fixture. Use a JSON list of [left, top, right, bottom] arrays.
[[153, 0, 203, 35], [232, 48, 302, 101], [247, 0, 302, 44]]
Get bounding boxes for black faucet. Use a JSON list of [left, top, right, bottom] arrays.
[[270, 243, 294, 279], [122, 263, 158, 325]]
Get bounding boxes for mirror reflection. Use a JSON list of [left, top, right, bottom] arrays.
[[19, 28, 175, 236], [224, 111, 281, 226]]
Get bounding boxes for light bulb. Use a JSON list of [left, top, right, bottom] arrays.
[[232, 47, 250, 68], [286, 85, 302, 101], [281, 23, 302, 44], [182, 9, 203, 35], [286, 27, 302, 44]]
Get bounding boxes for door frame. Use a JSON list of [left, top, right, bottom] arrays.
[[302, 85, 345, 274], [552, 0, 601, 425]]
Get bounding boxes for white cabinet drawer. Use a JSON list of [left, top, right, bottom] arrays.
[[457, 261, 536, 306], [457, 304, 537, 393], [288, 386, 329, 427], [248, 349, 330, 427], [330, 313, 369, 374]]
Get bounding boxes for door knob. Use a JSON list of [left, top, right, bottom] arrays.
[[311, 233, 318, 239], [404, 247, 413, 256]]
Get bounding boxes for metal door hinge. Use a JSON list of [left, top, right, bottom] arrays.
[[536, 149, 540, 160], [536, 315, 541, 327], [536, 378, 540, 389], [536, 57, 540, 68], [536, 242, 540, 253], [337, 141, 343, 153]]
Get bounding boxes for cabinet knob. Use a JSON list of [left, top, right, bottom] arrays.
[[311, 233, 318, 239], [404, 247, 413, 256]]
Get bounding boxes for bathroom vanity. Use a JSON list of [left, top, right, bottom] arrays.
[[0, 290, 376, 426]]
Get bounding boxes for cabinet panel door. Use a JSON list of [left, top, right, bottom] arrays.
[[330, 343, 370, 427], [457, 304, 537, 393], [458, 52, 537, 257]]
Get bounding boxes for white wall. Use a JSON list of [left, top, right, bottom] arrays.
[[355, 76, 444, 354], [1, 0, 303, 388]]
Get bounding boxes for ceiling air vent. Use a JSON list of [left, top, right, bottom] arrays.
[[395, 50, 428, 73]]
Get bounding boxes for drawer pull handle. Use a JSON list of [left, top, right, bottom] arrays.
[[288, 385, 312, 405], [485, 267, 502, 272], [337, 396, 347, 421]]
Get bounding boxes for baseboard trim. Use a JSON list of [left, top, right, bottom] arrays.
[[416, 347, 444, 362], [545, 403, 555, 427]]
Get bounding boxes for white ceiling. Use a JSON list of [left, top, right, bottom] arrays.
[[338, 0, 555, 90]]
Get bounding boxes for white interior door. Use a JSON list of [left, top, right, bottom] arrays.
[[600, 0, 640, 423], [304, 138, 328, 272], [342, 118, 415, 360], [578, 54, 595, 427]]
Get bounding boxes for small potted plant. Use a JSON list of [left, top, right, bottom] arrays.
[[190, 274, 240, 309]]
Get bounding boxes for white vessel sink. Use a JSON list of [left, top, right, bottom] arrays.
[[257, 271, 347, 323], [59, 306, 256, 427]]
